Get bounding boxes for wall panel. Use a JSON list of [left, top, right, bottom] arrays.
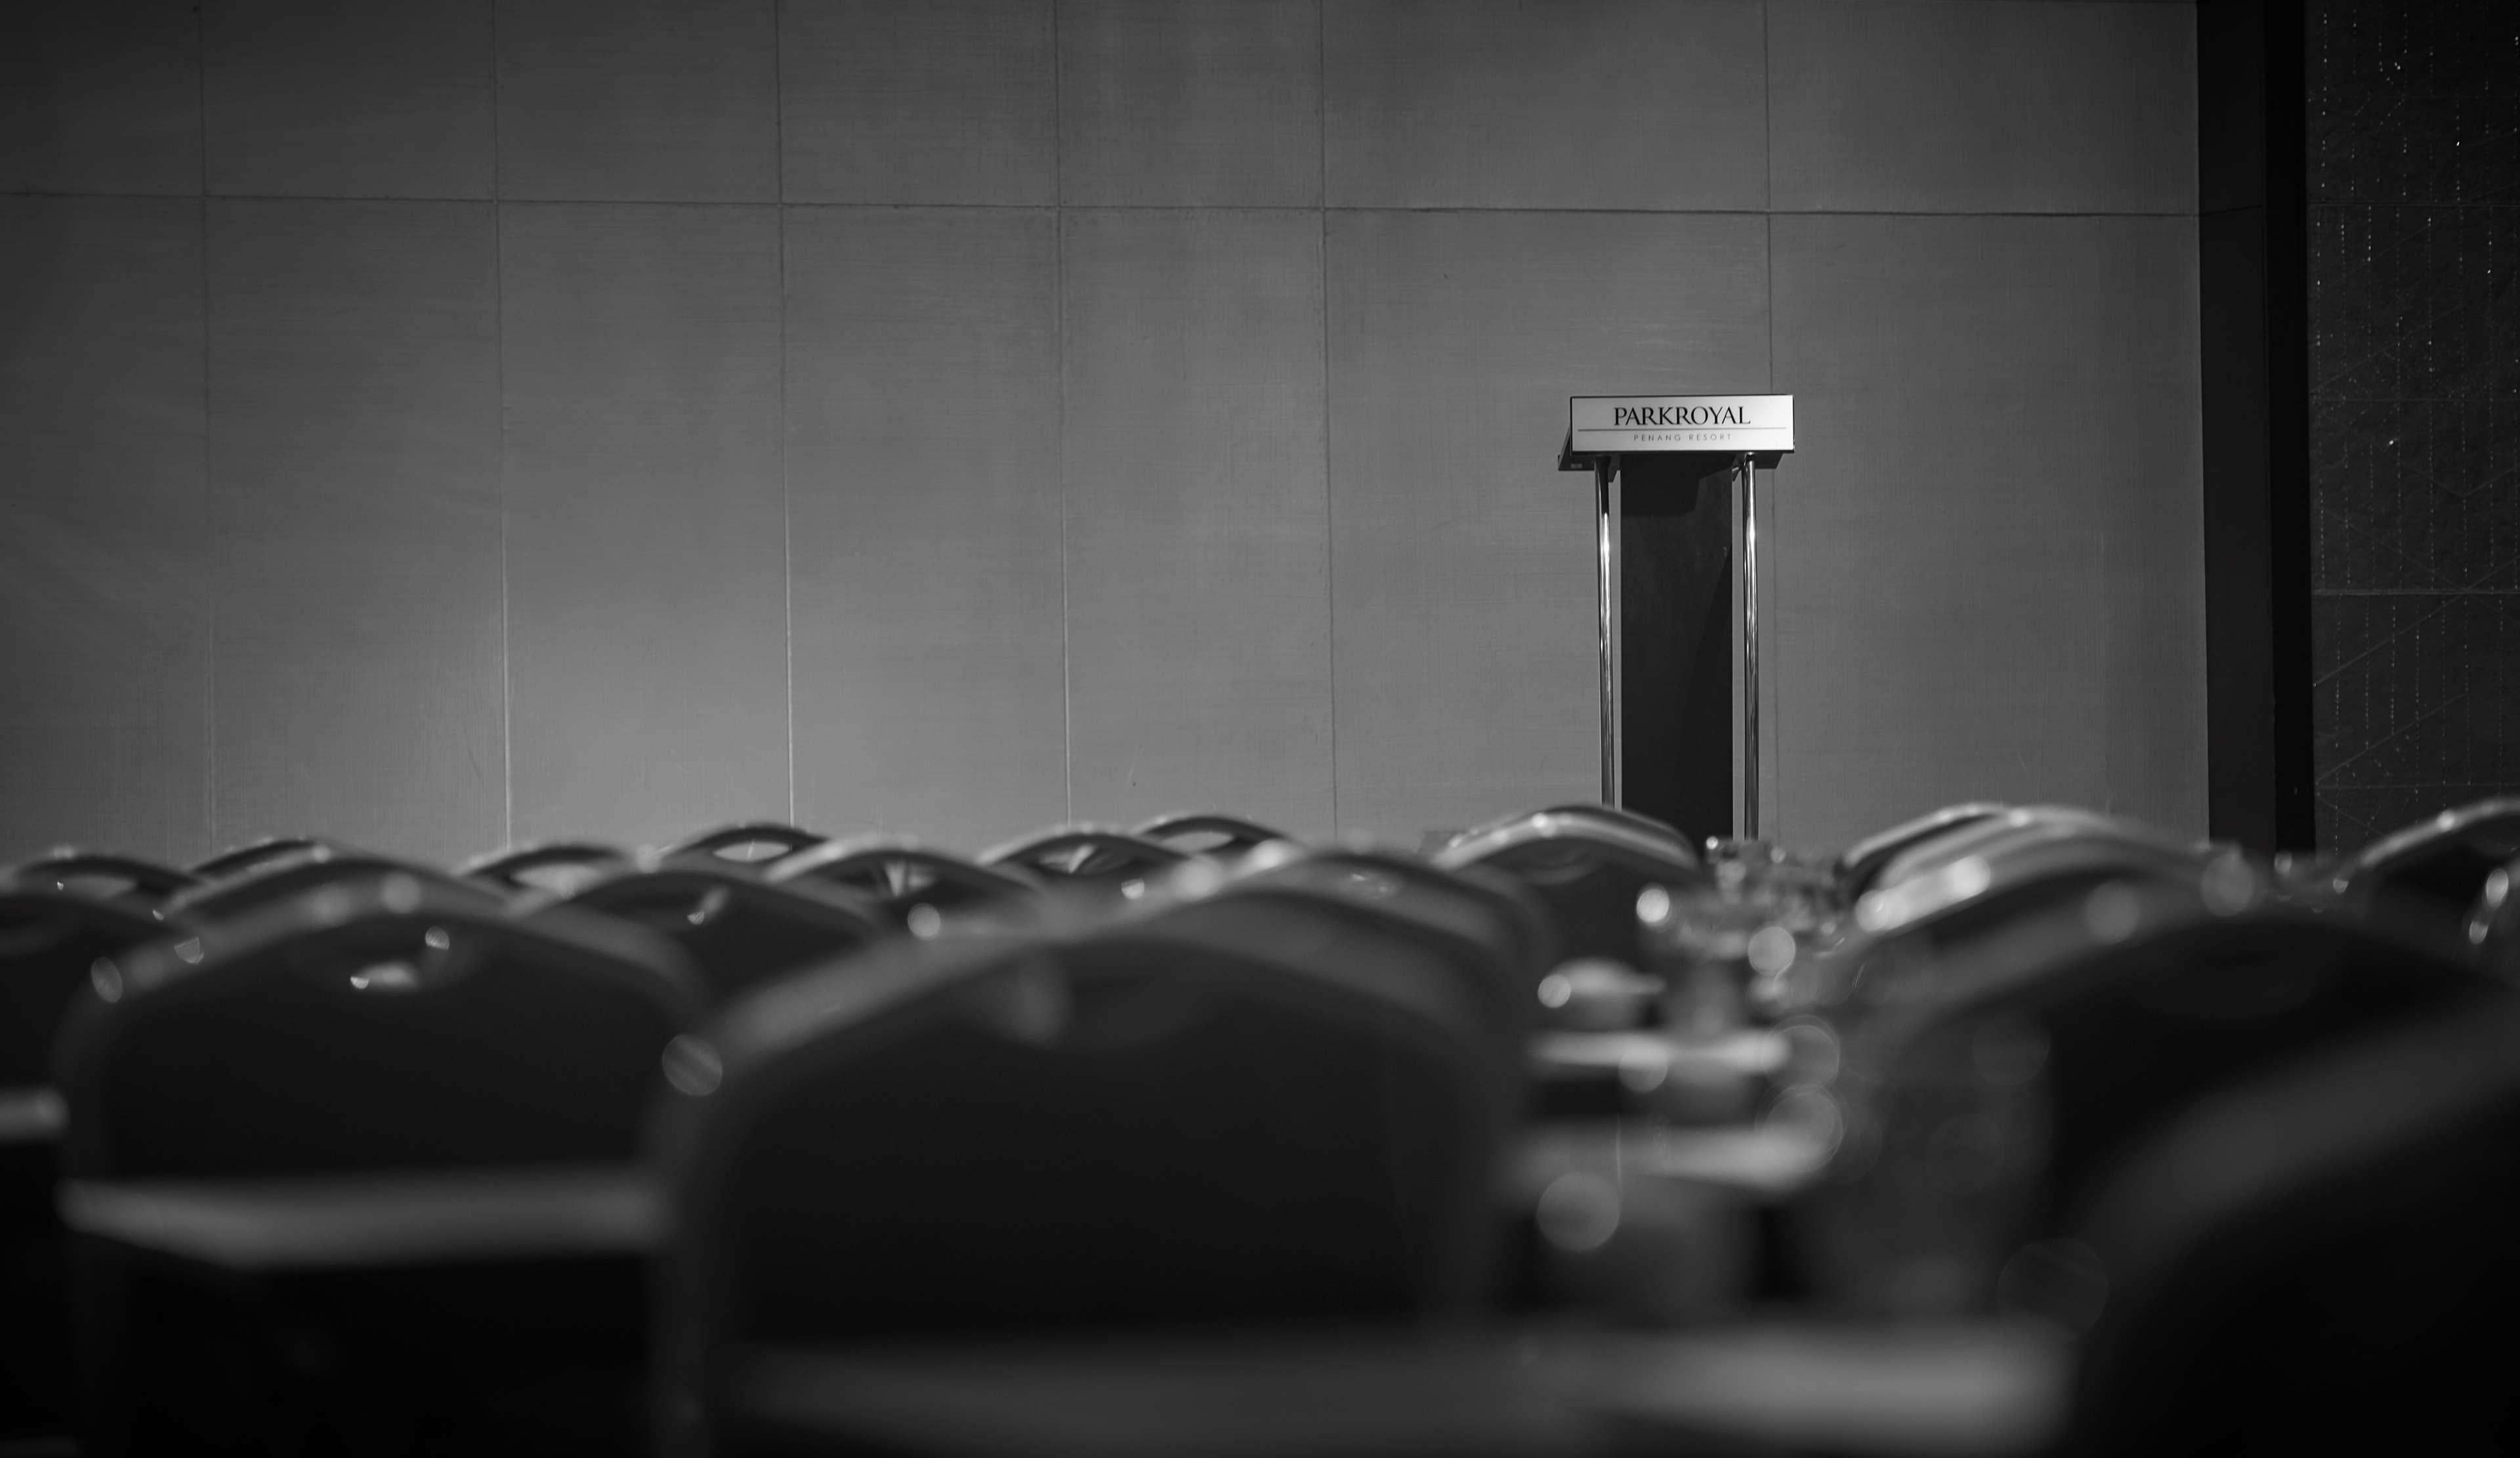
[[1768, 213, 2206, 848], [0, 0, 201, 195], [1062, 209, 1332, 836], [1324, 0, 1765, 211], [1769, 0, 2195, 214], [780, 0, 1055, 205], [204, 0, 495, 199], [1059, 0, 1320, 207], [501, 203, 789, 846], [495, 0, 777, 202], [786, 207, 1068, 848], [206, 200, 505, 864], [0, 199, 207, 863], [1326, 209, 1769, 838]]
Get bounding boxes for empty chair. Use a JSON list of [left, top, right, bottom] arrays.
[[56, 879, 699, 1457], [982, 826, 1190, 904], [1436, 810, 1704, 1015], [5, 849, 198, 911], [2064, 993, 2520, 1455], [660, 821, 826, 867], [188, 836, 336, 880], [2328, 795, 2520, 949], [1835, 803, 2009, 898], [1455, 802, 1690, 852], [461, 840, 634, 898], [770, 837, 1041, 936], [1818, 821, 2221, 1017], [1134, 811, 1295, 859], [167, 844, 507, 927], [1859, 805, 2187, 898], [0, 864, 177, 1434], [1796, 884, 2500, 1320], [531, 861, 887, 1003], [654, 914, 1505, 1458]]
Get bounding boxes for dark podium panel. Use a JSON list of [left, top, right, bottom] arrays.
[[1618, 454, 1734, 847]]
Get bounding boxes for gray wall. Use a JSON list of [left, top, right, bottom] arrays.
[[0, 0, 2203, 865]]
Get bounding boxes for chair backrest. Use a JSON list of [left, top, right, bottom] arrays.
[[2066, 994, 2520, 1455], [770, 838, 1041, 934], [1803, 888, 2496, 1316], [188, 837, 335, 880], [0, 881, 165, 1091], [165, 846, 507, 927], [660, 821, 828, 867], [1221, 846, 1555, 1024], [1436, 810, 1704, 973], [2331, 795, 2520, 949], [58, 880, 698, 1179], [3, 851, 199, 910], [459, 840, 633, 896], [656, 916, 1503, 1423], [980, 827, 1190, 902], [1834, 802, 2010, 896], [1133, 812, 1295, 858], [535, 862, 887, 1003]]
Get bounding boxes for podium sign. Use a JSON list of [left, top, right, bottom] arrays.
[[1569, 394, 1794, 457]]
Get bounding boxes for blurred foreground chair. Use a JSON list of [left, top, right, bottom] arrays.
[[188, 837, 335, 881], [167, 844, 507, 927], [0, 860, 182, 1434], [1834, 803, 2009, 898], [654, 908, 1505, 1458], [530, 861, 887, 1005], [56, 880, 698, 1457], [2061, 992, 2520, 1455], [1799, 883, 2501, 1320]]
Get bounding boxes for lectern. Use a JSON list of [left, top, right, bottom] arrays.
[[1558, 396, 1794, 840]]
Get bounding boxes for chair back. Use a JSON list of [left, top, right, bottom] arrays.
[[771, 838, 1041, 934], [537, 862, 887, 1003], [59, 881, 697, 1179], [460, 840, 633, 896]]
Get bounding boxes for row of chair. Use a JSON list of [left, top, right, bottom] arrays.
[[3, 795, 2519, 1453]]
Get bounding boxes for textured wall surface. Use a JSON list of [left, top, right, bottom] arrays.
[[0, 0, 2204, 863], [2307, 0, 2520, 848]]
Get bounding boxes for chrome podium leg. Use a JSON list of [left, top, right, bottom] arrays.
[[1596, 459, 1622, 806], [1738, 452, 1759, 841]]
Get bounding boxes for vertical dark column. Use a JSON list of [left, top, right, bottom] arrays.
[[2198, 0, 2315, 850], [1619, 453, 1735, 844]]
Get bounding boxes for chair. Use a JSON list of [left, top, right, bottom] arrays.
[[1796, 886, 2499, 1320], [188, 836, 336, 880], [530, 861, 887, 1004], [2328, 795, 2520, 951], [1834, 803, 2010, 898], [1435, 810, 1704, 1005], [660, 821, 827, 867], [981, 827, 1191, 904], [459, 841, 633, 897], [1134, 812, 1295, 859], [4, 849, 199, 910], [654, 913, 1505, 1458], [56, 879, 698, 1457], [165, 844, 507, 927], [2065, 993, 2520, 1455], [0, 867, 175, 1436], [769, 837, 1041, 936]]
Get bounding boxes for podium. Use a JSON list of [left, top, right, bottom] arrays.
[[1557, 396, 1794, 841]]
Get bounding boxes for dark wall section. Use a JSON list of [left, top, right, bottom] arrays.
[[2305, 1, 2520, 848], [2198, 0, 2314, 852]]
